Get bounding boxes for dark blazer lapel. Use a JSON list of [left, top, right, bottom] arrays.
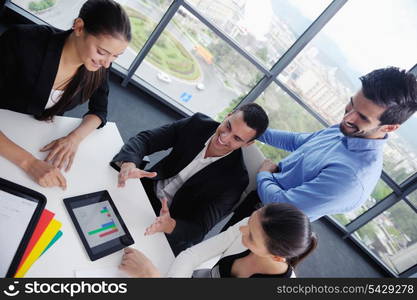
[[156, 122, 217, 178], [151, 136, 207, 180], [27, 29, 71, 115], [180, 149, 241, 188], [177, 139, 207, 171]]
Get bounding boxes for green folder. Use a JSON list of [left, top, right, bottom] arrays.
[[40, 230, 63, 256]]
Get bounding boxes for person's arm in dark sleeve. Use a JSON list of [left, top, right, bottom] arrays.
[[0, 27, 19, 106], [40, 69, 110, 171], [83, 68, 109, 129], [111, 115, 192, 168]]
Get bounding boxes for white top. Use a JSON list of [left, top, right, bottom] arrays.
[[156, 136, 229, 205], [165, 218, 296, 278], [44, 89, 64, 109]]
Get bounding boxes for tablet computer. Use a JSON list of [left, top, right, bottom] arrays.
[[64, 190, 134, 261], [0, 178, 46, 278]]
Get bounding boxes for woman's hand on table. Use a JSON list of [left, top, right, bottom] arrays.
[[40, 134, 81, 172], [119, 247, 161, 278], [22, 157, 67, 190]]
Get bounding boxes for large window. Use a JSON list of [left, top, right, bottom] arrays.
[[252, 83, 324, 161], [117, 0, 173, 69], [354, 201, 417, 274], [11, 0, 85, 28], [134, 7, 263, 118], [407, 190, 417, 209], [333, 179, 393, 226], [186, 0, 331, 68], [278, 0, 417, 184]]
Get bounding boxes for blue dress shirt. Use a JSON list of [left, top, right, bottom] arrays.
[[256, 125, 386, 221]]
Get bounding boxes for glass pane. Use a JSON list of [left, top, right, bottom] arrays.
[[333, 179, 393, 226], [279, 0, 417, 183], [10, 0, 174, 70], [135, 8, 263, 118], [11, 0, 85, 29], [186, 0, 331, 68], [386, 115, 417, 183], [354, 201, 417, 274], [117, 0, 174, 69], [407, 189, 417, 209], [252, 83, 324, 161]]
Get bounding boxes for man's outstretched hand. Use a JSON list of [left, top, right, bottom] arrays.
[[145, 199, 176, 235], [118, 162, 157, 187]]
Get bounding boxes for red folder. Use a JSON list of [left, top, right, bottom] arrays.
[[17, 209, 55, 270]]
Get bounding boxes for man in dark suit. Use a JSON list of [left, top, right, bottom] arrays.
[[111, 103, 269, 255]]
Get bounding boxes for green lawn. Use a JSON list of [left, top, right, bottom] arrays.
[[126, 7, 201, 81]]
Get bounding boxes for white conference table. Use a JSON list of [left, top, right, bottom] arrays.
[[0, 109, 175, 277]]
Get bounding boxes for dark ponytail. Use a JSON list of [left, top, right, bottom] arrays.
[[36, 0, 131, 121], [288, 233, 317, 268], [260, 203, 318, 268]]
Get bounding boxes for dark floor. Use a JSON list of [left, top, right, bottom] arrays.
[[66, 74, 388, 278]]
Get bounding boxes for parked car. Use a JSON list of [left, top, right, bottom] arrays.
[[157, 72, 171, 83], [196, 82, 205, 90]]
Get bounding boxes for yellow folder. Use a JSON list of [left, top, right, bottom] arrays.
[[15, 219, 62, 277]]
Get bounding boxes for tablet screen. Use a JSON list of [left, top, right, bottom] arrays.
[[64, 190, 134, 261], [73, 200, 126, 248], [0, 190, 38, 277]]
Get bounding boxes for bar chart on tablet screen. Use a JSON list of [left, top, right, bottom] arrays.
[[73, 201, 125, 248]]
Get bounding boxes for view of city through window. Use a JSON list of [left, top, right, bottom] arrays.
[[134, 5, 264, 117], [275, 0, 417, 274], [354, 201, 417, 274], [9, 0, 417, 275], [278, 0, 417, 185], [334, 179, 393, 226], [409, 190, 417, 209]]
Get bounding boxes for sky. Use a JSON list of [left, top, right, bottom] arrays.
[[288, 0, 417, 73], [243, 0, 417, 71], [292, 0, 417, 120], [242, 0, 273, 41], [243, 0, 417, 118]]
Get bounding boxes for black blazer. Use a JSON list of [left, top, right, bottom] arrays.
[[112, 113, 249, 244], [0, 24, 109, 127]]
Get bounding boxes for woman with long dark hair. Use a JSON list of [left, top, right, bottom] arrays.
[[119, 203, 318, 278], [0, 0, 131, 188]]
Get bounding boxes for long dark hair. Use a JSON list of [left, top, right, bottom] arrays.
[[37, 0, 131, 121], [260, 203, 318, 268]]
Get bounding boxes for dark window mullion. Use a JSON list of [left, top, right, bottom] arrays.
[[121, 0, 183, 87], [4, 1, 48, 25], [237, 0, 348, 107], [344, 192, 401, 234], [182, 0, 272, 76], [274, 78, 330, 127]]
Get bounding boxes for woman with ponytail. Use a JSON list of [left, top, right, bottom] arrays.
[[119, 203, 318, 278], [0, 0, 131, 188]]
